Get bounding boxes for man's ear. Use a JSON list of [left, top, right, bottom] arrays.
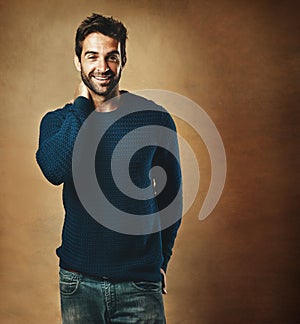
[[122, 56, 127, 68], [74, 55, 81, 72]]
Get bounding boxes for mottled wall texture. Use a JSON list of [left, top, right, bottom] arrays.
[[1, 0, 299, 323]]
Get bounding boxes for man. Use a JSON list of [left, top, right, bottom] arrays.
[[36, 13, 182, 323]]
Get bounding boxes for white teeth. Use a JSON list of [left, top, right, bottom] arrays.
[[94, 76, 109, 80]]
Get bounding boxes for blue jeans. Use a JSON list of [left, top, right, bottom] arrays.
[[59, 268, 166, 323]]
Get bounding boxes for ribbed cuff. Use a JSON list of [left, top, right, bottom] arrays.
[[161, 260, 168, 273]]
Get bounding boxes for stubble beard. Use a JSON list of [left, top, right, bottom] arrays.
[[81, 70, 122, 98]]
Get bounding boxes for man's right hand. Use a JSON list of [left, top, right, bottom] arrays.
[[74, 81, 90, 100]]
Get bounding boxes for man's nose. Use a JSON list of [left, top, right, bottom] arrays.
[[96, 58, 109, 73]]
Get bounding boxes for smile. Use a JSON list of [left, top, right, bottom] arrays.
[[93, 76, 110, 81]]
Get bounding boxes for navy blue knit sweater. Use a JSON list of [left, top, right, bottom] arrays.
[[36, 92, 182, 282]]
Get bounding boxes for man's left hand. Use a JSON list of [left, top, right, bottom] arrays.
[[160, 268, 167, 295]]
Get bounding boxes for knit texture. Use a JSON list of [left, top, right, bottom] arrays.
[[36, 93, 182, 282]]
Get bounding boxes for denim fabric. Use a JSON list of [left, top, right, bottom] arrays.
[[59, 268, 166, 323]]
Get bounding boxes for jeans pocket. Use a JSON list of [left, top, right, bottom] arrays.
[[59, 269, 80, 296], [131, 281, 162, 292]]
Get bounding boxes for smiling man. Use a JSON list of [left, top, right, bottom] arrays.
[[74, 15, 126, 110], [75, 33, 124, 103], [36, 14, 182, 323]]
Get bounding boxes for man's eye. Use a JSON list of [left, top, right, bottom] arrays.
[[87, 55, 97, 60], [107, 55, 119, 63]]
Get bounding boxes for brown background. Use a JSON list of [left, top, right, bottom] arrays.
[[1, 0, 299, 323]]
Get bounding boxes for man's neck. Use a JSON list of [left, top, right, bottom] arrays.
[[91, 87, 120, 113]]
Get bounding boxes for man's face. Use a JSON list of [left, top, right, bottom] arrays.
[[76, 32, 124, 98]]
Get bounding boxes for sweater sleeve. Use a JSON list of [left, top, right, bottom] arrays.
[[153, 112, 182, 272], [36, 97, 94, 185]]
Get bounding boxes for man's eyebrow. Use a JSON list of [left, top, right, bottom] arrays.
[[84, 51, 98, 56], [84, 50, 120, 57], [106, 50, 120, 56]]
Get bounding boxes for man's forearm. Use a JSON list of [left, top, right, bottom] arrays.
[[36, 96, 93, 185]]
